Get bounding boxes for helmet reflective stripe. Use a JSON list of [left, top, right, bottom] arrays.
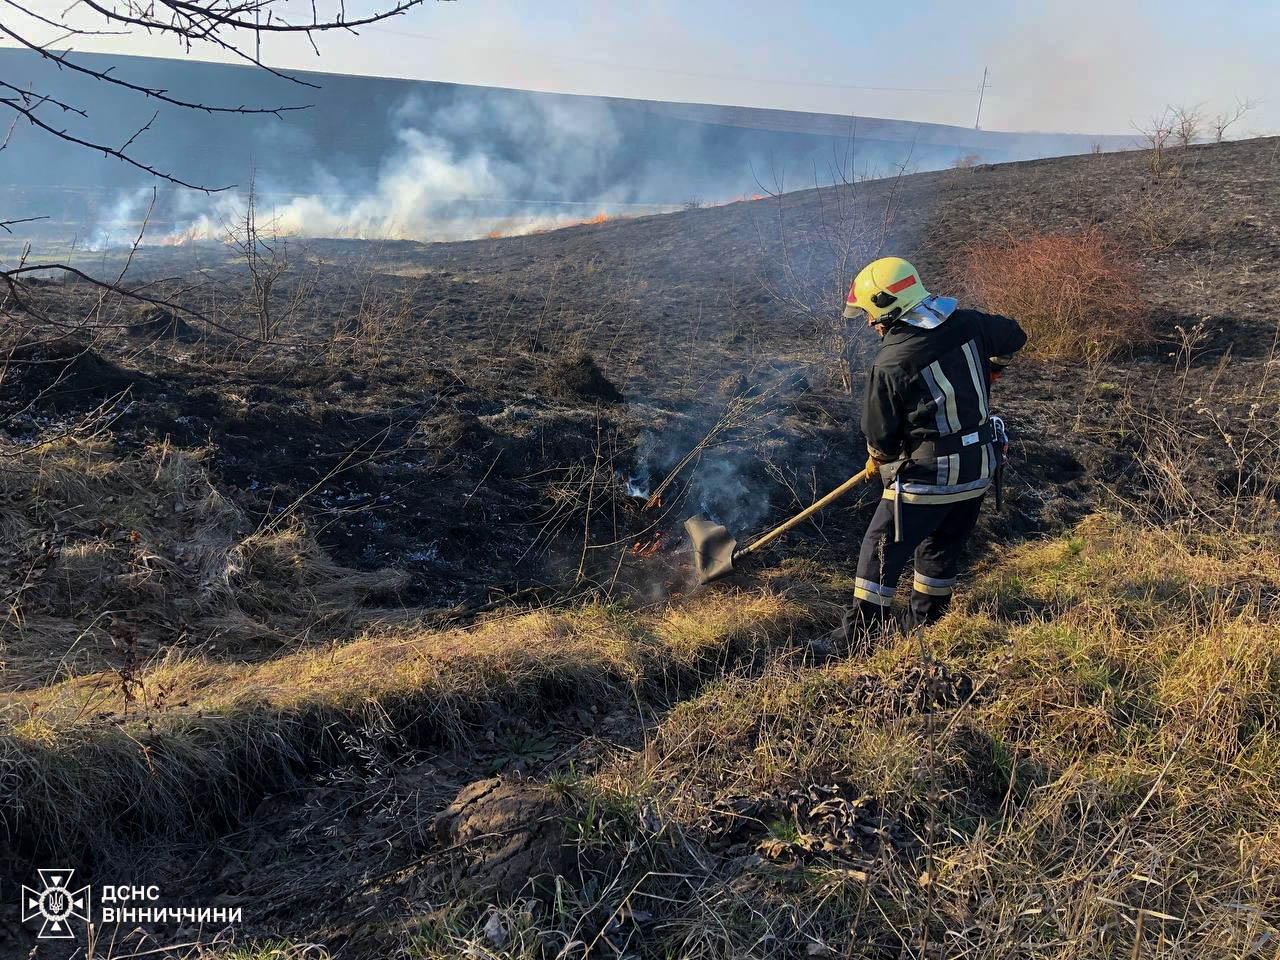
[[844, 256, 930, 321]]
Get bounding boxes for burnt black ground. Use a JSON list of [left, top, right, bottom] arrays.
[[11, 137, 1276, 616]]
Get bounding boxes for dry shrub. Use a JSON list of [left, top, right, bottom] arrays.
[[959, 229, 1150, 362], [0, 438, 405, 690], [1118, 175, 1213, 251]]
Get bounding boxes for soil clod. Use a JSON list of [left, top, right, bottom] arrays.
[[541, 352, 623, 404], [0, 339, 141, 413], [434, 777, 570, 896], [125, 303, 199, 342]]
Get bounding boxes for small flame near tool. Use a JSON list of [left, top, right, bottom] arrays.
[[629, 531, 666, 558]]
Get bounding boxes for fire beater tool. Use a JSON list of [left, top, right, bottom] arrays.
[[685, 471, 871, 584]]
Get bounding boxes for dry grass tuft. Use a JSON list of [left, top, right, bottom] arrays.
[[1, 579, 808, 859], [551, 514, 1280, 959], [959, 229, 1152, 362], [0, 438, 404, 690]]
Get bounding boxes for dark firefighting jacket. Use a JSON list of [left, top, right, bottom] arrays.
[[862, 299, 1026, 505]]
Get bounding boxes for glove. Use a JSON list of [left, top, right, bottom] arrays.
[[989, 354, 1013, 385], [864, 454, 885, 482]]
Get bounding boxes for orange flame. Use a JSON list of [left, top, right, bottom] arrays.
[[629, 531, 665, 558]]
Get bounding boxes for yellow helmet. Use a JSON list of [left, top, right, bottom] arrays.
[[843, 256, 930, 324]]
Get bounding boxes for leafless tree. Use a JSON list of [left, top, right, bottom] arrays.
[[751, 127, 914, 394], [1212, 98, 1260, 142], [1, 0, 442, 316], [223, 172, 290, 341], [1134, 108, 1177, 179], [1172, 103, 1204, 147]]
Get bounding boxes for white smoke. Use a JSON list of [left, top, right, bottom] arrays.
[[170, 93, 684, 243], [85, 186, 155, 250], [691, 455, 770, 532], [83, 86, 1137, 250]]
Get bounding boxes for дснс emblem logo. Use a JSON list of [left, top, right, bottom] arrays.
[[21, 869, 92, 939]]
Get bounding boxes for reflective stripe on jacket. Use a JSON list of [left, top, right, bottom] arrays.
[[862, 305, 1026, 505]]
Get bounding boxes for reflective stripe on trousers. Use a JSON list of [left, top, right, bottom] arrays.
[[854, 494, 985, 627]]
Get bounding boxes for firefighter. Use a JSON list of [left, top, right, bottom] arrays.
[[841, 256, 1026, 632]]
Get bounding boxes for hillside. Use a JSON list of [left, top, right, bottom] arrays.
[[0, 136, 1277, 958], [0, 48, 1133, 248]]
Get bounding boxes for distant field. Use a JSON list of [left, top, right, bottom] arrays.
[[0, 46, 1135, 259]]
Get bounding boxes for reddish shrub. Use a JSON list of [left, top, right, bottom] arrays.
[[959, 230, 1150, 362]]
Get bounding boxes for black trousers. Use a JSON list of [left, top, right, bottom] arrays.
[[853, 493, 985, 627]]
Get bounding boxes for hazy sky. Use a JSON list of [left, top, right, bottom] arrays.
[[13, 0, 1279, 135]]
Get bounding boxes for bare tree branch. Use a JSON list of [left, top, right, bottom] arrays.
[[1, 0, 450, 331], [1, 0, 129, 35], [97, 0, 429, 34], [0, 78, 89, 117], [0, 89, 230, 189], [1213, 97, 1261, 142], [0, 22, 313, 114], [0, 215, 49, 234]]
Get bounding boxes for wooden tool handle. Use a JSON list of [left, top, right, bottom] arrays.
[[736, 470, 871, 559]]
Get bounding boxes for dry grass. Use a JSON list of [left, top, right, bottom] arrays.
[[1, 567, 808, 857], [959, 229, 1152, 362], [6, 341, 1278, 959], [6, 443, 1278, 960], [0, 438, 404, 690], [433, 514, 1278, 959]]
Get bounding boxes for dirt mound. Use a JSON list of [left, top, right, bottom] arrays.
[[125, 304, 199, 342], [540, 352, 623, 404], [0, 340, 141, 413], [434, 777, 570, 896]]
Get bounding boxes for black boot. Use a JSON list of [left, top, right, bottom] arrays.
[[827, 601, 894, 652], [905, 589, 953, 630]]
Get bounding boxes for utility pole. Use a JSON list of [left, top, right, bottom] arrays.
[[974, 66, 989, 129]]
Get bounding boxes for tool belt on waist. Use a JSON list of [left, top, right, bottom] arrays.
[[875, 419, 1007, 544], [905, 419, 997, 462]]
